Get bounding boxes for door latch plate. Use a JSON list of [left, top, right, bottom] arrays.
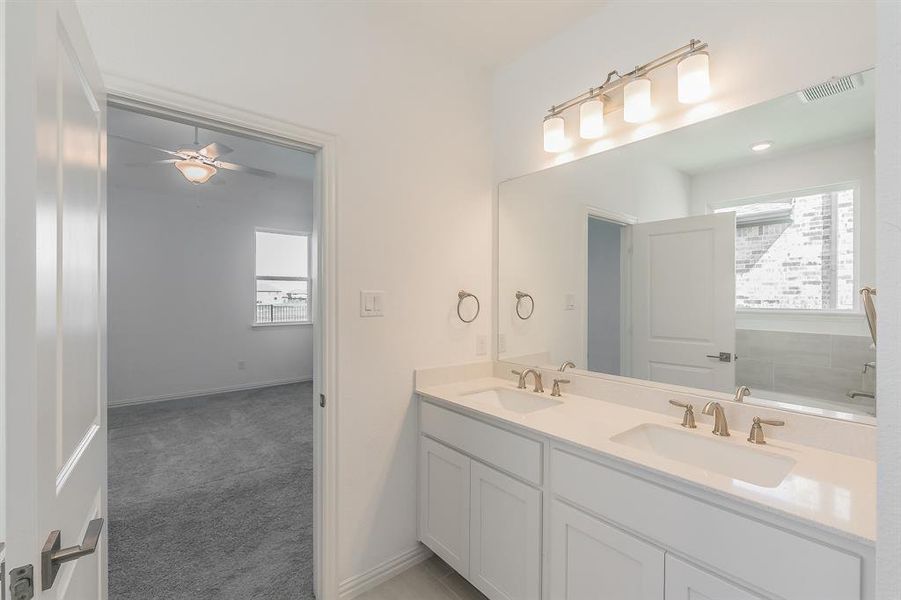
[[8, 565, 33, 600]]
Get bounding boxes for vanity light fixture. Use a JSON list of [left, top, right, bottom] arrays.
[[543, 39, 710, 152], [543, 114, 569, 152], [579, 96, 605, 139], [750, 141, 773, 152], [623, 77, 653, 123], [677, 46, 711, 103]]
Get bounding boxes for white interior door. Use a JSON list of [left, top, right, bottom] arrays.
[[3, 1, 108, 598], [630, 213, 735, 392]]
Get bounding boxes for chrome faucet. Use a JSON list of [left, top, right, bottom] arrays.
[[559, 361, 576, 372], [864, 361, 876, 374], [512, 368, 544, 393], [702, 401, 730, 436]]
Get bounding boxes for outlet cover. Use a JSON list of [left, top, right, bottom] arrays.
[[476, 334, 488, 356]]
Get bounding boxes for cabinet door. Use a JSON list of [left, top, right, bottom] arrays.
[[665, 556, 766, 600], [420, 436, 471, 576], [550, 500, 664, 600], [469, 461, 542, 600]]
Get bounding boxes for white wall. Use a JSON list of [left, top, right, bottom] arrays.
[[108, 160, 315, 405], [492, 1, 875, 182], [875, 2, 901, 596], [76, 0, 493, 585]]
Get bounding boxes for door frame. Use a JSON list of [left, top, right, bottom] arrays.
[[581, 206, 636, 376], [103, 75, 340, 599]]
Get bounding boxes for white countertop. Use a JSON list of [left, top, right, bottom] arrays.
[[417, 376, 876, 545]]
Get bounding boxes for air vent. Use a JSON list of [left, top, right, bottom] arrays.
[[797, 74, 864, 103]]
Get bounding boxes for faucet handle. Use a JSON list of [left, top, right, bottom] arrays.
[[551, 378, 570, 397], [747, 416, 784, 444], [669, 400, 697, 429]]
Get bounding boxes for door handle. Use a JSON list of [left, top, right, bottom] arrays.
[[41, 518, 104, 590], [706, 352, 732, 363]]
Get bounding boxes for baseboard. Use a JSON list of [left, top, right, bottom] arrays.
[[338, 544, 433, 599], [109, 377, 313, 408]]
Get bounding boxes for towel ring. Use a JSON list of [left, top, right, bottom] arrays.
[[457, 290, 480, 323], [515, 291, 534, 320]]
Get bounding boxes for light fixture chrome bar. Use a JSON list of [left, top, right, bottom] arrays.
[[547, 39, 708, 116]]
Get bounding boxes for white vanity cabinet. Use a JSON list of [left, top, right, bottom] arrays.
[[550, 500, 663, 600], [419, 401, 543, 600], [665, 556, 766, 600], [419, 436, 471, 575], [469, 461, 542, 600], [418, 396, 872, 600]]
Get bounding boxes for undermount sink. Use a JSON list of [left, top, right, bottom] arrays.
[[611, 423, 796, 488], [461, 387, 563, 415]]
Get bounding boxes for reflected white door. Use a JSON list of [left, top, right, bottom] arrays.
[[3, 1, 108, 598], [630, 213, 735, 392]]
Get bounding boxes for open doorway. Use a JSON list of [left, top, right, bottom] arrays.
[[105, 104, 319, 599]]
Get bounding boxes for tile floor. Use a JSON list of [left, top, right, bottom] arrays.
[[355, 555, 487, 600]]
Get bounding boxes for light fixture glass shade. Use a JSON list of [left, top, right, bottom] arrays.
[[677, 51, 710, 103], [543, 115, 568, 153], [175, 159, 217, 184], [623, 77, 653, 123], [579, 97, 605, 139]]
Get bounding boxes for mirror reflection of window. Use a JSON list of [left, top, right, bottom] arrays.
[[714, 185, 857, 312]]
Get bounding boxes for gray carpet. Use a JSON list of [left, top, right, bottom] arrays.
[[108, 382, 314, 600]]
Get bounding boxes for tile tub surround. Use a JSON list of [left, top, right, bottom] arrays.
[[737, 329, 876, 412], [415, 362, 876, 543]]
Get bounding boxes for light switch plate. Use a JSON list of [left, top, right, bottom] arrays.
[[360, 290, 386, 317], [497, 333, 507, 353]]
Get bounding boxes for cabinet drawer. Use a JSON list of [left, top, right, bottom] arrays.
[[551, 448, 861, 600], [420, 400, 542, 485]]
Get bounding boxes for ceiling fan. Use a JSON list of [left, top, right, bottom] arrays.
[[112, 126, 277, 184]]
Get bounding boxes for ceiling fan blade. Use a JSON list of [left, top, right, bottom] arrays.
[[123, 159, 179, 167], [215, 161, 277, 178], [198, 142, 233, 160], [109, 134, 186, 158]]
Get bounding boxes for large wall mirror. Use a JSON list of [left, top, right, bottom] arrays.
[[497, 68, 876, 422]]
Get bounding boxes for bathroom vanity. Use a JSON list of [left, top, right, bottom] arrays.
[[416, 364, 875, 600]]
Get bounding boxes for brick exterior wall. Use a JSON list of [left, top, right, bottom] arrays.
[[734, 189, 854, 310]]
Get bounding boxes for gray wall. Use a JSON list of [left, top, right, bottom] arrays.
[[587, 218, 622, 374], [108, 148, 315, 404]]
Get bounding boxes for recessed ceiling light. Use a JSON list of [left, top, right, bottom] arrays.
[[750, 141, 773, 152]]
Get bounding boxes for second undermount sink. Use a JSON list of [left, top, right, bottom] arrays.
[[611, 423, 796, 488], [461, 387, 563, 415]]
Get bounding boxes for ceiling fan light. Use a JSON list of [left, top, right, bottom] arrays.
[[175, 159, 217, 184]]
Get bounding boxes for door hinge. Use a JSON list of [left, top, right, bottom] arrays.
[[319, 393, 326, 408], [8, 565, 33, 600]]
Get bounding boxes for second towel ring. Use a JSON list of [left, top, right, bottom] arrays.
[[515, 291, 534, 320], [457, 290, 480, 323]]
